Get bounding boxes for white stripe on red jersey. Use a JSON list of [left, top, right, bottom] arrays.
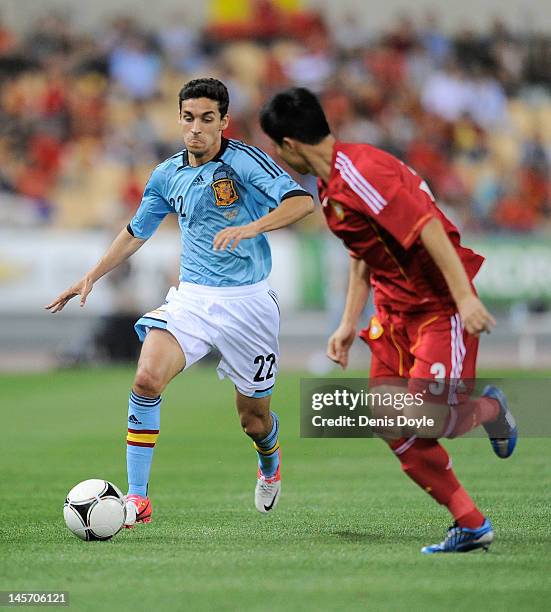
[[335, 151, 388, 215]]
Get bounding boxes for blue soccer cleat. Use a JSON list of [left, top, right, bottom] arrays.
[[481, 385, 518, 458], [421, 518, 494, 554]]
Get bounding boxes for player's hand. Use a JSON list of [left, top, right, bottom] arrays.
[[327, 322, 357, 369], [457, 294, 496, 335], [213, 223, 259, 251], [44, 276, 95, 313]]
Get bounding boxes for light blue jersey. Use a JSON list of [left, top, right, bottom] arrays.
[[128, 138, 310, 286]]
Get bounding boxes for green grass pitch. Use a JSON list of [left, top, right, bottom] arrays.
[[2, 367, 550, 611]]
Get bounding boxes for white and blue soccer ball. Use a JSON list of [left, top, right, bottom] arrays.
[[63, 479, 126, 541]]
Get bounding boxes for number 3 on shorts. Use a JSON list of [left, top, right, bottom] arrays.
[[429, 362, 446, 395]]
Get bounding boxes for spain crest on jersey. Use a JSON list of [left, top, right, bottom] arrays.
[[368, 316, 384, 340], [212, 178, 239, 207]]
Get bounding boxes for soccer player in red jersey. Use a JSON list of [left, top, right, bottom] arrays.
[[255, 87, 517, 553]]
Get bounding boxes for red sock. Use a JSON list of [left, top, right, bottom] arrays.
[[442, 398, 500, 438], [448, 488, 485, 529], [389, 438, 485, 529]]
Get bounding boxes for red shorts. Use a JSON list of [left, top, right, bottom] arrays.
[[360, 308, 478, 382]]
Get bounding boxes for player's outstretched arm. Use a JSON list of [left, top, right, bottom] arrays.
[[213, 195, 314, 251], [327, 257, 370, 369], [420, 218, 496, 335], [45, 227, 146, 313]]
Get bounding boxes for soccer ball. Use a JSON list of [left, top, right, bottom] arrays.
[[63, 479, 126, 541]]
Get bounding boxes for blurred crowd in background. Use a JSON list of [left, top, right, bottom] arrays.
[[1, 2, 550, 234]]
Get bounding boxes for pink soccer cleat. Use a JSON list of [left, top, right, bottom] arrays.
[[124, 494, 152, 528]]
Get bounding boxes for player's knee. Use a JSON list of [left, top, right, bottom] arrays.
[[133, 368, 163, 398], [240, 414, 268, 439]]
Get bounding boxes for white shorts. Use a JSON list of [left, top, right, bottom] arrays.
[[135, 280, 280, 398]]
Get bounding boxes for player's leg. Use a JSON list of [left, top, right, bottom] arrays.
[[404, 313, 494, 552], [214, 282, 281, 513], [368, 350, 490, 551], [125, 329, 186, 526], [363, 312, 495, 552], [236, 391, 281, 513], [389, 437, 493, 553], [126, 292, 214, 526], [364, 319, 477, 540], [235, 391, 276, 469]]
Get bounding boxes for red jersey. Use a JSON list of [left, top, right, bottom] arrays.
[[319, 142, 484, 313]]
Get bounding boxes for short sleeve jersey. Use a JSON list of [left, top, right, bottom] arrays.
[[129, 138, 309, 286], [319, 142, 484, 313]]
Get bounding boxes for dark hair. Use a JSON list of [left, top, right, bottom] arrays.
[[260, 87, 330, 145], [178, 78, 229, 117]]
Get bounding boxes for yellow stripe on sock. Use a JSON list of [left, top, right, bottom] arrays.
[[126, 432, 159, 444], [253, 441, 280, 456]]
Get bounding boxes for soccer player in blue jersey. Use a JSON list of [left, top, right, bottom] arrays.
[[46, 78, 314, 525]]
